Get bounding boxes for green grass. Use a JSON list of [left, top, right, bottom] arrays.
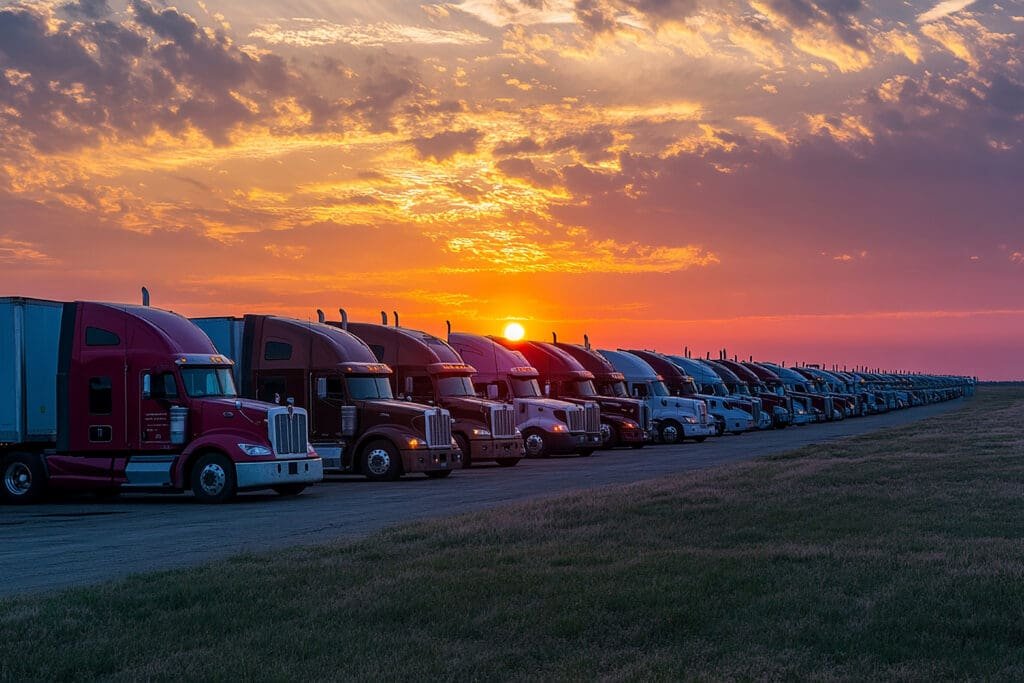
[[3, 388, 1023, 681]]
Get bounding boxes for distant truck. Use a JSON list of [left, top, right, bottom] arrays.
[[714, 359, 793, 428], [496, 336, 645, 449], [193, 314, 460, 481], [339, 314, 524, 468], [448, 333, 597, 457], [598, 349, 716, 443], [1, 297, 322, 504]]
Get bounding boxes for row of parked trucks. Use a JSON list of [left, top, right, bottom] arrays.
[[0, 293, 976, 504]]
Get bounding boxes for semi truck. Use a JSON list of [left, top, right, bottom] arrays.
[[714, 359, 793, 428], [448, 333, 594, 458], [742, 362, 817, 425], [496, 336, 646, 449], [759, 363, 838, 421], [552, 337, 651, 448], [598, 349, 716, 444], [636, 351, 757, 435], [193, 314, 460, 481], [339, 313, 524, 468], [1, 296, 322, 504], [700, 359, 774, 429]]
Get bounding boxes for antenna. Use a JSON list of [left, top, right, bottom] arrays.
[[393, 311, 400, 327], [684, 346, 689, 358], [316, 309, 325, 323], [141, 286, 150, 307], [446, 320, 451, 340], [584, 334, 591, 350], [552, 332, 558, 343], [380, 310, 387, 325], [339, 308, 349, 330]]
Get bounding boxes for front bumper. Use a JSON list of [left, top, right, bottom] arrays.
[[401, 448, 461, 473], [545, 431, 589, 455], [236, 457, 324, 490], [469, 435, 525, 462], [725, 417, 755, 433], [683, 423, 717, 438]]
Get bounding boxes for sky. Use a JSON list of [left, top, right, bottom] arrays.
[[0, 0, 1021, 378]]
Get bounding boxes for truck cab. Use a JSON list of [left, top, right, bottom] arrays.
[[702, 359, 774, 430], [598, 349, 716, 444], [1, 298, 322, 504], [716, 359, 793, 428], [654, 353, 759, 435], [759, 363, 836, 421], [340, 319, 524, 468], [448, 333, 593, 458], [193, 315, 460, 481], [742, 362, 817, 425], [496, 338, 645, 450]]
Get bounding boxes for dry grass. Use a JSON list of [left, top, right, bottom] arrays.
[[2, 387, 1022, 681]]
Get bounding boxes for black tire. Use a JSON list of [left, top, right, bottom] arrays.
[[496, 458, 520, 467], [190, 453, 237, 503], [578, 449, 595, 457], [522, 429, 548, 458], [273, 484, 306, 497], [659, 420, 683, 445], [715, 421, 726, 437], [693, 436, 708, 443], [1, 452, 46, 504], [361, 440, 402, 481], [454, 433, 472, 469], [425, 470, 452, 479], [630, 443, 645, 449]]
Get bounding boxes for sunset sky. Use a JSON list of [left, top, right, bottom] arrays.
[[1, 0, 1021, 378]]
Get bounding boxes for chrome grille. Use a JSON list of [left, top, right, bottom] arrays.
[[565, 406, 585, 433], [638, 403, 650, 431], [424, 407, 453, 448], [751, 399, 761, 425], [489, 404, 516, 438], [584, 402, 600, 433], [268, 408, 309, 457]]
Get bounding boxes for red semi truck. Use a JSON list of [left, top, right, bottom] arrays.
[[339, 314, 524, 468], [1, 297, 322, 504], [448, 332, 597, 457], [193, 314, 460, 481], [496, 337, 646, 449]]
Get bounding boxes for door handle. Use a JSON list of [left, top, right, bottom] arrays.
[[378, 412, 390, 418]]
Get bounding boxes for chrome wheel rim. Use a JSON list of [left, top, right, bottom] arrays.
[[3, 462, 32, 497], [599, 424, 612, 444], [662, 425, 679, 443], [366, 448, 391, 476], [199, 463, 226, 496], [524, 434, 545, 456]]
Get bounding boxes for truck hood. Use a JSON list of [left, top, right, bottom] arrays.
[[515, 397, 581, 411], [363, 398, 436, 416], [442, 396, 506, 413], [199, 397, 273, 417]]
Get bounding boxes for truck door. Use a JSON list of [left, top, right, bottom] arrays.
[[56, 323, 127, 483], [136, 369, 179, 448]]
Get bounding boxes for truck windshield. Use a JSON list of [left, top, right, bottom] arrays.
[[436, 375, 474, 397], [572, 380, 598, 397], [735, 384, 751, 395], [679, 380, 699, 395], [712, 384, 729, 397], [181, 367, 238, 398], [346, 376, 394, 400], [650, 381, 670, 397], [601, 381, 629, 397], [511, 377, 542, 397]]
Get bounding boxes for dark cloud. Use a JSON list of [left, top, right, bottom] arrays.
[[546, 127, 616, 162], [0, 1, 327, 151], [348, 63, 420, 132], [760, 0, 867, 47], [495, 157, 559, 187], [410, 129, 483, 161], [494, 136, 542, 155]]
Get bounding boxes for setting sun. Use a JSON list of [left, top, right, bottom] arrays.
[[503, 322, 525, 341]]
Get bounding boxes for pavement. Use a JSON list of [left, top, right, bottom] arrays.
[[0, 399, 966, 597]]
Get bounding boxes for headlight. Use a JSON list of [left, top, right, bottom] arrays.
[[682, 416, 697, 424], [238, 443, 273, 457], [472, 428, 491, 437], [552, 424, 567, 432]]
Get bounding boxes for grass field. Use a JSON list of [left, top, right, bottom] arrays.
[[2, 388, 1022, 681]]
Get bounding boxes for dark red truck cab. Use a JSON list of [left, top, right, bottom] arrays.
[[1, 298, 321, 504]]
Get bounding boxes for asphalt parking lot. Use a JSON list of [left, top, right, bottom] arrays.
[[0, 399, 965, 597]]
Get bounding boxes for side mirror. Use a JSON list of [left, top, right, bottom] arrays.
[[544, 381, 551, 397], [142, 373, 152, 400], [316, 377, 328, 400], [404, 376, 414, 397], [487, 384, 499, 400]]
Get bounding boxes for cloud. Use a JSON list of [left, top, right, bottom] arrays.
[[410, 129, 483, 161], [918, 1, 978, 24], [249, 19, 491, 48]]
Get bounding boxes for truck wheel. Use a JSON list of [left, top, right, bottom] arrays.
[[454, 433, 472, 469], [362, 440, 401, 481], [2, 452, 46, 504], [659, 420, 683, 445], [425, 470, 452, 479], [630, 443, 645, 450], [715, 421, 725, 437], [693, 436, 708, 443], [578, 449, 595, 457], [600, 424, 618, 450], [496, 458, 520, 467], [273, 485, 306, 497], [191, 453, 237, 503], [522, 429, 548, 458]]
